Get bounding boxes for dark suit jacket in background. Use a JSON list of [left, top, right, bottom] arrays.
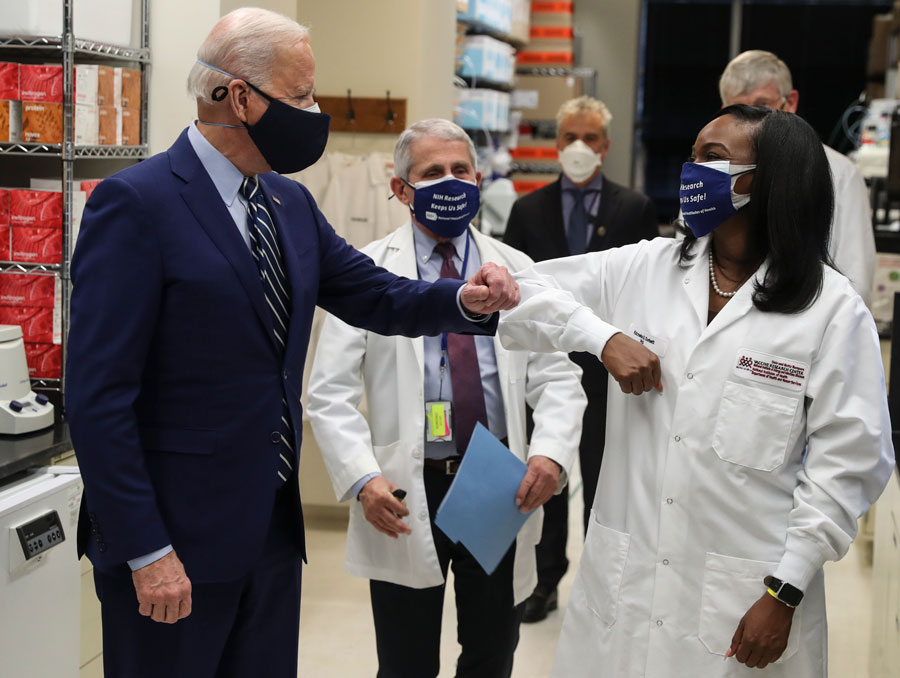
[[503, 175, 658, 395], [66, 128, 496, 585]]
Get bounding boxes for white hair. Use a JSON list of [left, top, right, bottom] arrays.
[[719, 50, 793, 105], [555, 96, 613, 131], [393, 119, 478, 181], [186, 8, 310, 105]]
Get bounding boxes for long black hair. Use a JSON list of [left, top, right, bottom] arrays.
[[679, 104, 834, 314]]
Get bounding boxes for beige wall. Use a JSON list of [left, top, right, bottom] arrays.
[[299, 0, 457, 156], [575, 0, 643, 187]]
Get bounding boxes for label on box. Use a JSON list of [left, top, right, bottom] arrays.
[[517, 51, 574, 65], [19, 65, 63, 103], [511, 89, 539, 109], [0, 306, 55, 343], [531, 26, 573, 39], [9, 190, 63, 228], [22, 102, 63, 144], [121, 68, 141, 109], [12, 227, 63, 264], [0, 63, 19, 100], [0, 274, 57, 308], [75, 64, 99, 106], [97, 66, 114, 106], [0, 100, 22, 143], [24, 342, 62, 379]]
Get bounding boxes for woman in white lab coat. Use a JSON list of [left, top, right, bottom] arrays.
[[498, 105, 895, 677]]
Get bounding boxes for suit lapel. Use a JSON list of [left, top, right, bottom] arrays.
[[587, 178, 622, 252], [170, 132, 275, 353]]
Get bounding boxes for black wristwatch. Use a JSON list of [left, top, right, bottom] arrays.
[[764, 575, 804, 608]]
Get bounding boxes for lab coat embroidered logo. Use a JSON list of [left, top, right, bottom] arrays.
[[732, 348, 809, 392], [738, 355, 753, 369]]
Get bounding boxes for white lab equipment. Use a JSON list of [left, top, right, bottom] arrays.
[[0, 325, 54, 435]]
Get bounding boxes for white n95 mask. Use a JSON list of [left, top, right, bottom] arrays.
[[559, 140, 602, 183]]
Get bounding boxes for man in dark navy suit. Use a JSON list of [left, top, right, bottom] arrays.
[[65, 9, 519, 678], [504, 96, 657, 623]]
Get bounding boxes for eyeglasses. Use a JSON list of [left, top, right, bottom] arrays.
[[750, 96, 787, 111]]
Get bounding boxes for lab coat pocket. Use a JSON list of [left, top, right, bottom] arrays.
[[579, 513, 630, 627], [371, 441, 409, 487], [698, 552, 801, 662], [712, 381, 798, 471]]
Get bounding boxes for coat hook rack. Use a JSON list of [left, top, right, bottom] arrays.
[[317, 91, 407, 134]]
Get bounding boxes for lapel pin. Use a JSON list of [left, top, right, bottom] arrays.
[[272, 195, 282, 205], [597, 225, 606, 237]]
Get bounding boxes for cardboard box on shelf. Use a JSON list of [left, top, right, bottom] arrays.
[[0, 62, 19, 100], [0, 305, 54, 343], [75, 103, 99, 145], [120, 68, 141, 109], [510, 0, 531, 44], [98, 106, 122, 145], [0, 189, 8, 225], [19, 64, 63, 103], [0, 225, 9, 260], [510, 171, 558, 194], [80, 179, 102, 199], [512, 73, 583, 120], [517, 37, 574, 68], [0, 100, 22, 143], [22, 102, 62, 144], [529, 1, 574, 28], [11, 228, 62, 264], [9, 190, 63, 228], [0, 273, 56, 308], [97, 65, 117, 106], [121, 107, 140, 145], [74, 64, 99, 105], [24, 342, 62, 379]]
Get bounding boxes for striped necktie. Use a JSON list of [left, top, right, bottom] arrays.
[[241, 175, 295, 484]]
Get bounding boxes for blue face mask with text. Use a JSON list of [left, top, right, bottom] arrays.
[[679, 161, 756, 238], [404, 175, 480, 238]]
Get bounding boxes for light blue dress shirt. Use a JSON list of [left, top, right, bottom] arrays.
[[348, 225, 507, 500], [560, 172, 603, 250], [128, 123, 251, 572]]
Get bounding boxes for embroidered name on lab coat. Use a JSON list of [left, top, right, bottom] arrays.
[[732, 348, 809, 392], [627, 324, 668, 357]]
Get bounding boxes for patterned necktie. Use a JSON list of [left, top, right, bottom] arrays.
[[565, 188, 599, 255], [241, 176, 295, 484], [433, 241, 488, 454]]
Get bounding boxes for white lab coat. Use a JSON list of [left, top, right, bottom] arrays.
[[498, 236, 894, 677], [824, 145, 875, 306], [307, 223, 586, 605]]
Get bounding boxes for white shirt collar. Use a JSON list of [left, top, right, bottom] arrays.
[[187, 122, 245, 207]]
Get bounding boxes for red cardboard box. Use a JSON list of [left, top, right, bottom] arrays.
[[0, 63, 19, 100], [9, 190, 62, 228], [0, 189, 9, 225], [0, 306, 54, 343], [24, 342, 62, 379], [19, 65, 63, 103], [80, 179, 101, 199], [0, 274, 56, 308], [11, 227, 62, 264]]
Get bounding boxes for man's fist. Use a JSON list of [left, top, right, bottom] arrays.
[[600, 332, 663, 395], [461, 262, 520, 315], [359, 475, 412, 539], [132, 550, 192, 624]]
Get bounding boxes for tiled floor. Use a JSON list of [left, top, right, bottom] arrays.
[[298, 467, 875, 677]]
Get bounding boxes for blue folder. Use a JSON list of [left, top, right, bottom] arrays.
[[434, 422, 533, 574]]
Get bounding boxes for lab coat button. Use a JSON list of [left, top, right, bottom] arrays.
[[662, 559, 669, 565], [666, 498, 674, 505], [674, 435, 681, 442], [412, 449, 422, 459], [271, 431, 281, 443], [418, 511, 428, 521], [656, 619, 663, 627], [686, 372, 694, 380], [683, 277, 690, 285]]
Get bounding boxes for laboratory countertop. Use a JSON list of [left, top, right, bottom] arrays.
[[0, 420, 72, 483]]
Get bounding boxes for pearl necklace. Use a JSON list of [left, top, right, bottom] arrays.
[[708, 249, 738, 298]]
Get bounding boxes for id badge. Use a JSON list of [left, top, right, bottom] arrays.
[[425, 400, 453, 443]]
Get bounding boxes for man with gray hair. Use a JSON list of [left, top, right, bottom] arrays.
[[720, 50, 875, 304], [308, 118, 585, 677], [65, 10, 519, 678], [504, 95, 658, 623]]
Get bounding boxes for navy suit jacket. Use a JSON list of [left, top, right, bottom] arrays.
[[66, 129, 496, 583]]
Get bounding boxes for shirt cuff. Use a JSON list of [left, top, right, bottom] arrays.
[[456, 285, 491, 324], [348, 472, 382, 502], [561, 306, 621, 359], [773, 535, 828, 593], [128, 544, 174, 571]]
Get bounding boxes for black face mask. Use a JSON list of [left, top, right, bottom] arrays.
[[197, 60, 331, 174]]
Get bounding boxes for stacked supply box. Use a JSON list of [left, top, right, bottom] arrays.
[[0, 189, 9, 260], [459, 36, 516, 85], [0, 272, 62, 378], [518, 1, 574, 68], [512, 72, 583, 120], [458, 0, 514, 34], [455, 88, 511, 132], [0, 62, 22, 143], [20, 64, 64, 144], [8, 189, 63, 264]]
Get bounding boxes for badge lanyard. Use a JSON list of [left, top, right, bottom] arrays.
[[438, 230, 472, 400]]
